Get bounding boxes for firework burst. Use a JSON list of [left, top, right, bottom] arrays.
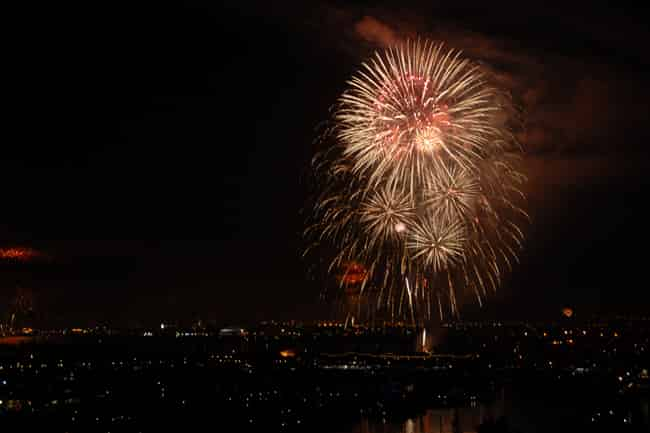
[[304, 39, 527, 325], [359, 184, 415, 245], [406, 216, 466, 272]]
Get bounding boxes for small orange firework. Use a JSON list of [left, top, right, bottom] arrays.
[[562, 307, 574, 318], [339, 261, 367, 285], [0, 247, 43, 262]]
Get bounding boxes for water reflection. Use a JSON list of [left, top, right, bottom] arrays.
[[347, 402, 504, 433], [341, 388, 649, 433]]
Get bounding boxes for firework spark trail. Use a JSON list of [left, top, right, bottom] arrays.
[[304, 39, 527, 325]]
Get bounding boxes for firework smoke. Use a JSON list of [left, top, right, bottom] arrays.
[[304, 39, 527, 326]]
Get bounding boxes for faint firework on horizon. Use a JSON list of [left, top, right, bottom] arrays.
[[0, 247, 46, 262]]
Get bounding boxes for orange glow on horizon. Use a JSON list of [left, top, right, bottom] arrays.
[[279, 349, 296, 358], [0, 336, 36, 345]]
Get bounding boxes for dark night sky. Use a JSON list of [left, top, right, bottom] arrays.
[[4, 1, 650, 326]]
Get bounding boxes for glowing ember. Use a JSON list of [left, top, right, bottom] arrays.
[[562, 307, 574, 318]]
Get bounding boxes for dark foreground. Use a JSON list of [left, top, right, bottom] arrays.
[[0, 320, 649, 432]]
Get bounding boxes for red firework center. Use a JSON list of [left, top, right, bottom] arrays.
[[373, 75, 452, 154]]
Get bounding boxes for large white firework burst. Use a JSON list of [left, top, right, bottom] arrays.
[[304, 39, 527, 325]]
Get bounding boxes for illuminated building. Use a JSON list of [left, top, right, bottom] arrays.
[[218, 326, 247, 337]]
